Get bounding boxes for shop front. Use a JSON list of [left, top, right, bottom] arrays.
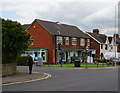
[[22, 48, 48, 63], [56, 48, 90, 64]]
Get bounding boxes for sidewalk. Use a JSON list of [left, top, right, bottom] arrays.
[[2, 71, 51, 85]]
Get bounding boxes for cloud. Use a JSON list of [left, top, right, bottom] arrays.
[[1, 1, 119, 36], [82, 7, 115, 24]]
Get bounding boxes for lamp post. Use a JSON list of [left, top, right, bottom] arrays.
[[114, 3, 119, 66], [85, 46, 89, 69]]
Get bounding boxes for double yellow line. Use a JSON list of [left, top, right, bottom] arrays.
[[1, 72, 52, 86]]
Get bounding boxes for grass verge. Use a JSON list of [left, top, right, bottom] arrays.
[[42, 63, 114, 68]]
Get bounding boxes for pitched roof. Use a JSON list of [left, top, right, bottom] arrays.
[[22, 24, 30, 30], [31, 19, 90, 38], [87, 32, 107, 43]]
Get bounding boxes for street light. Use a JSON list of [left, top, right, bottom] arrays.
[[85, 45, 89, 69], [114, 3, 119, 66]]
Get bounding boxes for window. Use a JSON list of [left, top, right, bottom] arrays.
[[65, 37, 69, 45], [87, 39, 90, 46], [101, 44, 103, 49], [80, 38, 85, 46], [56, 36, 62, 44], [72, 38, 77, 45], [105, 44, 108, 50]]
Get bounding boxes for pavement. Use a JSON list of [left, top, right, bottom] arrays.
[[2, 70, 52, 86]]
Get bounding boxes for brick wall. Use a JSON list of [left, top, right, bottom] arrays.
[[90, 39, 100, 58]]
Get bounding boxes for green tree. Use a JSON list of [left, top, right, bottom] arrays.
[[2, 19, 31, 64]]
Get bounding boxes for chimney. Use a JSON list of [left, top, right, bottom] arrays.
[[113, 34, 119, 38], [93, 29, 99, 34]]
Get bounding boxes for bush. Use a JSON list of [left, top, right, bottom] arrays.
[[97, 59, 105, 63], [75, 57, 81, 61], [17, 56, 29, 66]]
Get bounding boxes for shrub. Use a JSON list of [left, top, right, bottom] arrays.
[[97, 59, 105, 63], [17, 56, 29, 66], [75, 57, 81, 61]]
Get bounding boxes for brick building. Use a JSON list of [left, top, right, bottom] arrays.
[[23, 19, 91, 64]]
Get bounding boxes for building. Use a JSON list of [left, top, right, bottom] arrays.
[[23, 19, 91, 64], [86, 29, 120, 59]]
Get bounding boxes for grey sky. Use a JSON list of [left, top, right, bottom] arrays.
[[1, 0, 119, 36]]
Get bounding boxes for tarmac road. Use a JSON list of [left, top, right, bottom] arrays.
[[2, 66, 118, 91]]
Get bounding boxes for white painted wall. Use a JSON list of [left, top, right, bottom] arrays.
[[100, 37, 118, 58]]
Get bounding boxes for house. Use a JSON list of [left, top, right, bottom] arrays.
[[86, 29, 120, 59], [23, 19, 91, 64]]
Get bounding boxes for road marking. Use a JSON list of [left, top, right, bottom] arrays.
[[1, 72, 52, 86]]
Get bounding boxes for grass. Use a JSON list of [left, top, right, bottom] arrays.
[[42, 63, 113, 68]]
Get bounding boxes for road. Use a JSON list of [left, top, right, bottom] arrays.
[[2, 66, 118, 91]]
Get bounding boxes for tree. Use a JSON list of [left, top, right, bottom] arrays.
[[2, 19, 31, 64]]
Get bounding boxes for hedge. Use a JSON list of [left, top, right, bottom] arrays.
[[17, 56, 29, 66]]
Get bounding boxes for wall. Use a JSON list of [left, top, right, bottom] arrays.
[[90, 39, 100, 58], [2, 63, 16, 77]]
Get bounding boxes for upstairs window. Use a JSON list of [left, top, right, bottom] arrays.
[[56, 36, 62, 44], [87, 39, 90, 46], [105, 44, 108, 50], [101, 44, 103, 49], [80, 38, 85, 46], [65, 37, 69, 45], [72, 38, 77, 45]]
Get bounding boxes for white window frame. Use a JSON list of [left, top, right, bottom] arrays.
[[56, 36, 63, 44], [72, 37, 77, 45], [65, 37, 69, 45], [80, 38, 85, 46], [87, 39, 90, 46]]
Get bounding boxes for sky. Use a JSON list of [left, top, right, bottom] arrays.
[[0, 0, 120, 36]]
